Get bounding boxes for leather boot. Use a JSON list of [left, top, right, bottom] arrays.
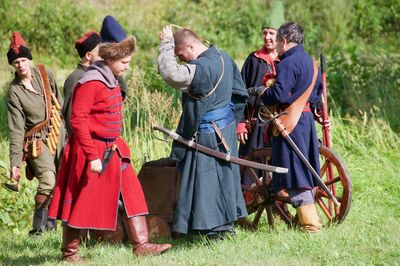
[[61, 225, 83, 262], [296, 204, 322, 233], [28, 194, 51, 236], [123, 215, 171, 256]]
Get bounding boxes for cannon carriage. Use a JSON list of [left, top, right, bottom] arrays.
[[140, 54, 352, 236], [238, 145, 351, 230], [141, 123, 352, 237]]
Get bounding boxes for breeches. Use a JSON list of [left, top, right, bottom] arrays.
[[36, 170, 56, 196], [287, 188, 315, 208]]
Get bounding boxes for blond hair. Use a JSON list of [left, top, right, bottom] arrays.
[[173, 29, 202, 48]]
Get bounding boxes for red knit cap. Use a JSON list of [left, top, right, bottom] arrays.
[[75, 31, 101, 58], [7, 32, 32, 64]]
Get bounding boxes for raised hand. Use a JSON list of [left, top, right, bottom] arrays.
[[159, 25, 173, 41]]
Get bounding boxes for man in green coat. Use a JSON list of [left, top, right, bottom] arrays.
[[62, 31, 101, 135], [6, 32, 66, 236]]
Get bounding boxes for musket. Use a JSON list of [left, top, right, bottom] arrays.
[[153, 125, 288, 174], [258, 107, 340, 206], [320, 54, 332, 148], [320, 53, 338, 213]]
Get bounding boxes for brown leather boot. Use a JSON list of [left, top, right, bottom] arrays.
[[123, 215, 171, 256], [61, 225, 84, 262], [296, 204, 322, 233]]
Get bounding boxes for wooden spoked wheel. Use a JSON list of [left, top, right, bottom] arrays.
[[315, 145, 352, 224], [238, 146, 352, 229], [238, 148, 294, 229]]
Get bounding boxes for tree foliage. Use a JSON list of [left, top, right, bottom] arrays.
[[0, 0, 97, 65]]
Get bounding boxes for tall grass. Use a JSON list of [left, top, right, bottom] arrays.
[[0, 0, 399, 264], [1, 112, 399, 265], [330, 108, 400, 158], [121, 65, 181, 170]]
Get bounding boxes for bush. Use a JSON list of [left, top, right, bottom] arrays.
[[0, 0, 98, 66], [327, 48, 400, 132]]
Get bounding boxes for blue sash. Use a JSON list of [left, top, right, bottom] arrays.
[[198, 103, 234, 134]]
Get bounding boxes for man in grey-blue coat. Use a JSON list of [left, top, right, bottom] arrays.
[[157, 26, 248, 239]]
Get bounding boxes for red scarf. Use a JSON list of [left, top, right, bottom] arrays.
[[254, 46, 279, 75]]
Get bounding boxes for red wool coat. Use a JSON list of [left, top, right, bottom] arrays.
[[48, 79, 148, 230]]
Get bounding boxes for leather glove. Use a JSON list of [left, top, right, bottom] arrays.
[[247, 86, 268, 97]]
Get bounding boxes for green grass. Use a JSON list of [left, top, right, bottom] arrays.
[[1, 63, 399, 265], [1, 114, 399, 265], [0, 0, 399, 264]]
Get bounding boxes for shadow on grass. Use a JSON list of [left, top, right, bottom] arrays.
[[0, 229, 239, 265], [0, 233, 60, 265], [0, 254, 57, 266]]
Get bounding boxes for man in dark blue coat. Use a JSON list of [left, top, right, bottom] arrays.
[[257, 22, 323, 232], [157, 26, 249, 238]]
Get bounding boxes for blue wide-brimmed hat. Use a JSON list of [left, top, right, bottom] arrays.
[[100, 15, 127, 43]]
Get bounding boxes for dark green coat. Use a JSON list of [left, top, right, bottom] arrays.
[[7, 66, 65, 175], [62, 63, 87, 135]]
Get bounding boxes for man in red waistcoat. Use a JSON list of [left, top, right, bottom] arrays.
[[49, 17, 171, 262]]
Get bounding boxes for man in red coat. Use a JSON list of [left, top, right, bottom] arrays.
[[48, 18, 171, 262]]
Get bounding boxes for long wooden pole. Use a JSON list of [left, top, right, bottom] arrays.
[[320, 54, 338, 214]]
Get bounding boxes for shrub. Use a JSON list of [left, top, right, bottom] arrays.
[[0, 0, 98, 66]]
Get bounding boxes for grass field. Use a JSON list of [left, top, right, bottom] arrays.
[[0, 115, 399, 266], [0, 0, 399, 264]]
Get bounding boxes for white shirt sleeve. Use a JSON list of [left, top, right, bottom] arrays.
[[157, 38, 196, 92]]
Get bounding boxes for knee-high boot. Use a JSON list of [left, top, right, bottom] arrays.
[[29, 194, 51, 236], [296, 204, 322, 233], [61, 225, 83, 262], [123, 215, 171, 256]]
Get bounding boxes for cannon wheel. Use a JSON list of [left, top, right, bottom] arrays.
[[238, 145, 352, 229], [316, 146, 352, 224]]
